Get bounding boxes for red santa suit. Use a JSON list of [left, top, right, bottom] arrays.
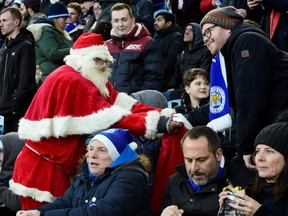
[[10, 33, 175, 210]]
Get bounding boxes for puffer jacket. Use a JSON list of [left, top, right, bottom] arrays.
[[106, 23, 164, 94], [27, 18, 72, 81], [37, 156, 150, 216]]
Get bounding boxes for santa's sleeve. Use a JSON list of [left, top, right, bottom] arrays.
[[18, 72, 175, 142]]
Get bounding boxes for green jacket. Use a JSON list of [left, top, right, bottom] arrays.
[[28, 21, 72, 81]]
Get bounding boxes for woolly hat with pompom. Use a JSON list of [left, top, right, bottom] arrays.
[[89, 129, 137, 161]]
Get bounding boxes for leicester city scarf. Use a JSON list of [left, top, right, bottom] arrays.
[[207, 52, 232, 132]]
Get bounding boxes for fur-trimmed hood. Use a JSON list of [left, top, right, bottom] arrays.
[[27, 18, 70, 41]]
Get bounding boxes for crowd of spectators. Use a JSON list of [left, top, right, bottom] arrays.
[[0, 0, 288, 215]]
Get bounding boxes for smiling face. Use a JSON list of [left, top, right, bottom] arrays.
[[86, 140, 113, 176], [185, 76, 210, 106], [255, 144, 286, 182], [183, 136, 222, 185], [111, 8, 135, 36], [202, 23, 231, 55]]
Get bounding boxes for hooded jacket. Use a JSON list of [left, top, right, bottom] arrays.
[[221, 23, 288, 155], [27, 18, 72, 81], [173, 23, 213, 89], [0, 28, 37, 118], [106, 23, 164, 94]]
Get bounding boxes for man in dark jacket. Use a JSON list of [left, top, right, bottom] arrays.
[[0, 7, 37, 134], [17, 129, 150, 216], [154, 12, 183, 91], [200, 7, 288, 169], [106, 3, 164, 94], [159, 126, 254, 216]]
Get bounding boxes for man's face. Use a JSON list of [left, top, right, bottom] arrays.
[[80, 1, 93, 13], [183, 136, 222, 185], [93, 2, 102, 20], [202, 23, 231, 55], [86, 140, 113, 176], [20, 3, 30, 21], [183, 25, 193, 43], [0, 11, 19, 37], [154, 15, 171, 32], [67, 7, 81, 24], [111, 8, 135, 36]]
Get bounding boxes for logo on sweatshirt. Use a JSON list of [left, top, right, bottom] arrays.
[[125, 44, 142, 50]]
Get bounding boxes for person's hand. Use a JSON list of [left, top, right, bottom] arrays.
[[161, 205, 184, 216], [16, 210, 41, 216], [247, 0, 262, 10], [218, 186, 229, 206], [243, 154, 256, 170], [227, 192, 262, 216], [168, 120, 183, 134]]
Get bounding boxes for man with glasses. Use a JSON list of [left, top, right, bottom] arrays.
[[200, 7, 288, 170]]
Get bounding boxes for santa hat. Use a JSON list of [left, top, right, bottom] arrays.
[[48, 2, 69, 20], [70, 32, 113, 62], [89, 129, 137, 161]]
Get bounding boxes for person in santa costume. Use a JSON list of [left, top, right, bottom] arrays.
[[9, 32, 182, 210]]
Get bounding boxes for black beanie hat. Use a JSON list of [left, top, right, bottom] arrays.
[[254, 121, 288, 159], [22, 0, 40, 13], [200, 7, 244, 30]]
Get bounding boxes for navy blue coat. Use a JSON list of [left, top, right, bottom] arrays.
[[222, 23, 288, 155], [37, 158, 149, 216], [107, 24, 164, 94]]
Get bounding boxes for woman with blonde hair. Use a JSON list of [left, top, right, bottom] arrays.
[[28, 1, 72, 82]]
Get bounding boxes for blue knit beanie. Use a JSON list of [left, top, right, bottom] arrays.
[[88, 129, 137, 161], [48, 2, 69, 20]]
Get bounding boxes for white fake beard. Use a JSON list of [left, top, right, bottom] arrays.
[[65, 55, 111, 98]]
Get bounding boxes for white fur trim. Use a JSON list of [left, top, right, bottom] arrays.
[[9, 179, 56, 203], [18, 106, 131, 141], [207, 114, 232, 132], [70, 45, 113, 62], [114, 93, 137, 110], [129, 142, 137, 151], [160, 108, 175, 117], [27, 23, 52, 41], [144, 111, 160, 139], [50, 0, 59, 4]]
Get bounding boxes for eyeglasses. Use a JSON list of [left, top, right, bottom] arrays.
[[94, 58, 111, 66], [202, 25, 216, 39]]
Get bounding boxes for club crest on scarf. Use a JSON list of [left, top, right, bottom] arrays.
[[207, 53, 232, 132]]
